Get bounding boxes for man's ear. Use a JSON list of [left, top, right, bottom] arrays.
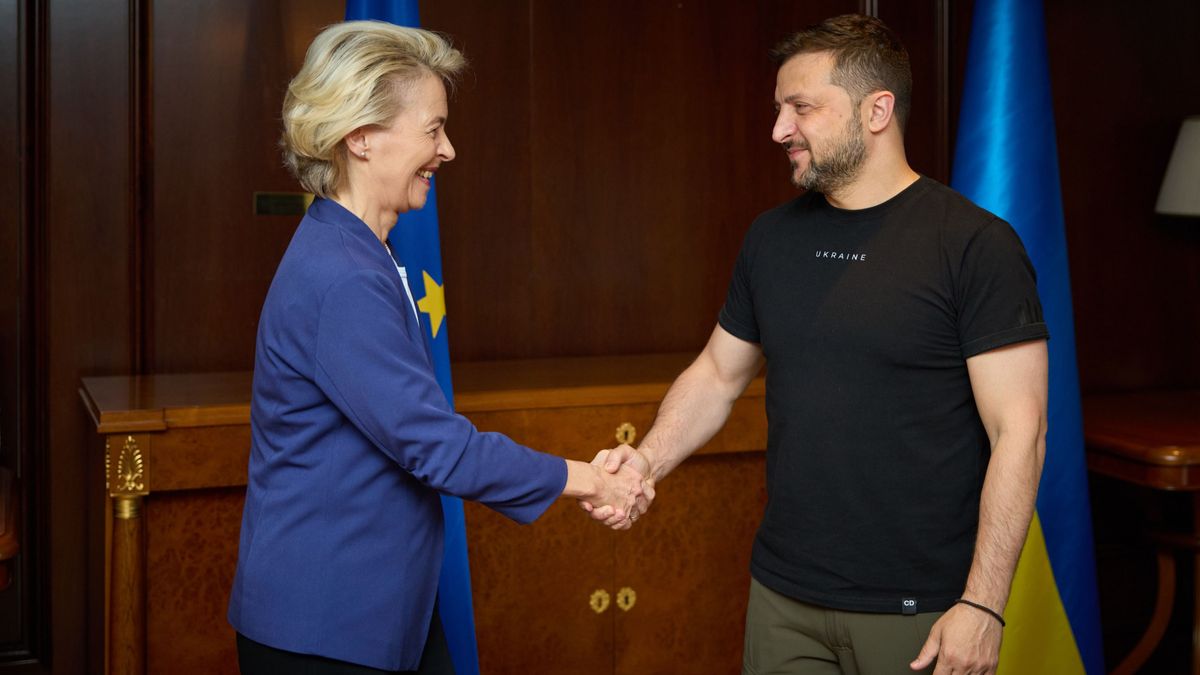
[[864, 91, 896, 133]]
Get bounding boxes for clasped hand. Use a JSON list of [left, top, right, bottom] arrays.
[[578, 444, 656, 530]]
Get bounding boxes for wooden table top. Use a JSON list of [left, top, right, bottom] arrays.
[[79, 371, 253, 433], [79, 352, 766, 435], [1083, 389, 1200, 490]]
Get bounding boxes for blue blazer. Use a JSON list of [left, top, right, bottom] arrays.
[[228, 198, 567, 670]]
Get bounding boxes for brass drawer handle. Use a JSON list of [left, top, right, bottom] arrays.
[[589, 589, 611, 614], [616, 586, 637, 612], [615, 422, 636, 446]]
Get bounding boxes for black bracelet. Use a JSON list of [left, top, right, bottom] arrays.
[[954, 598, 1006, 627]]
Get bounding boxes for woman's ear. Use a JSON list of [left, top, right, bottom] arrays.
[[345, 127, 370, 159]]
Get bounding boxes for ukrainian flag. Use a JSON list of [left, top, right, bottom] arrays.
[[951, 1, 1104, 672], [344, 2, 479, 673]]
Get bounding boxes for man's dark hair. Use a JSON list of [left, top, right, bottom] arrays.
[[772, 14, 912, 131]]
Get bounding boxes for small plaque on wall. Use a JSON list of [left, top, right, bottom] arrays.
[[254, 192, 314, 216]]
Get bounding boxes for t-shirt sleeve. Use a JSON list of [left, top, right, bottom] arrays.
[[718, 227, 762, 343], [956, 218, 1050, 358]]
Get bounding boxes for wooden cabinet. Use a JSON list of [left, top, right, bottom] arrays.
[[456, 354, 767, 674], [468, 453, 766, 675], [79, 372, 254, 675], [79, 353, 767, 675]]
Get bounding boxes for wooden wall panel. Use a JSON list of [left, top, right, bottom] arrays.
[[0, 3, 20, 467], [421, 0, 536, 362], [878, 0, 951, 183], [44, 1, 135, 672], [150, 0, 342, 373], [429, 0, 859, 361], [0, 0, 26, 656], [143, 0, 964, 367], [1046, 0, 1200, 392], [527, 0, 858, 359]]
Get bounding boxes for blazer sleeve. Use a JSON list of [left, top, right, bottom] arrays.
[[312, 268, 566, 524]]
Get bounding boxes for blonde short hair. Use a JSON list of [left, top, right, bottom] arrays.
[[281, 21, 466, 198]]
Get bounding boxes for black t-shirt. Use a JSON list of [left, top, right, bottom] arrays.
[[720, 176, 1048, 614]]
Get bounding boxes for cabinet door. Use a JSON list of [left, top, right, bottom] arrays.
[[464, 402, 660, 673], [614, 451, 767, 675], [466, 498, 615, 675]]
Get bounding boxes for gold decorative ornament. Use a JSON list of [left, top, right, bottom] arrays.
[[589, 589, 611, 614], [616, 586, 637, 612], [615, 422, 637, 446], [108, 435, 149, 496], [113, 495, 142, 520]]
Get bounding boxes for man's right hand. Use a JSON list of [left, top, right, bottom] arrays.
[[579, 445, 656, 528]]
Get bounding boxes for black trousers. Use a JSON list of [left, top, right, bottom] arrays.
[[236, 607, 455, 675]]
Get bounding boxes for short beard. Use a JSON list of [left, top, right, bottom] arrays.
[[790, 112, 867, 194]]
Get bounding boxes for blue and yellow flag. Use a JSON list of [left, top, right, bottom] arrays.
[[344, 2, 479, 673], [951, 1, 1104, 673]]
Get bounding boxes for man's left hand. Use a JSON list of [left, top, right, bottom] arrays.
[[910, 604, 1002, 674]]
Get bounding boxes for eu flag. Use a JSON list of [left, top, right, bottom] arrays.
[[952, 1, 1104, 673], [344, 2, 479, 673]]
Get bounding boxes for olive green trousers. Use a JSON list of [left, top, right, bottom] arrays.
[[743, 578, 945, 675]]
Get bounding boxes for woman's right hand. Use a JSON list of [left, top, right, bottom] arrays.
[[563, 459, 647, 530]]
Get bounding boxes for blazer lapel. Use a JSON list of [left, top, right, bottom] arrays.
[[387, 245, 436, 366]]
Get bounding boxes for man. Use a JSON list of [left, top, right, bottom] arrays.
[[593, 14, 1048, 675]]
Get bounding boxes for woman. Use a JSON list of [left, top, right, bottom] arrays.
[[228, 21, 647, 675]]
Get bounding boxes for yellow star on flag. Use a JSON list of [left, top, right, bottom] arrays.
[[416, 270, 446, 338]]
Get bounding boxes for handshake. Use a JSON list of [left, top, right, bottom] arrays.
[[574, 444, 656, 530]]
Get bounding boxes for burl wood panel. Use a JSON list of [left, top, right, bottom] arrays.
[[465, 404, 662, 463], [145, 489, 245, 675], [463, 400, 766, 463], [616, 453, 767, 675], [150, 425, 251, 491], [466, 498, 615, 675]]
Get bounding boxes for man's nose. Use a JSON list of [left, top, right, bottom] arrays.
[[772, 112, 796, 145]]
